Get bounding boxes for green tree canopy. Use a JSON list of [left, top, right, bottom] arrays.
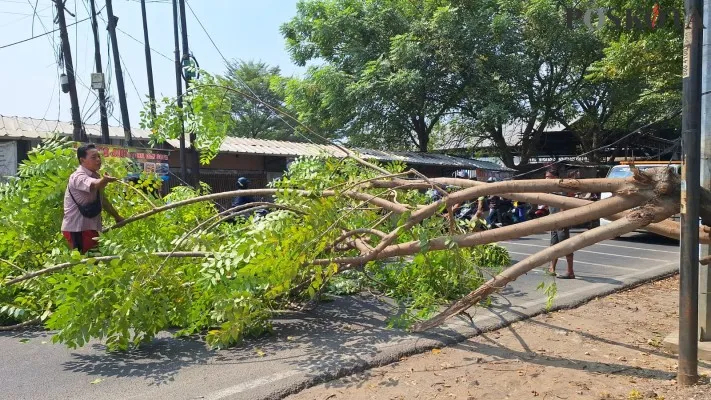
[[223, 60, 300, 141], [281, 0, 494, 152], [280, 0, 682, 167]]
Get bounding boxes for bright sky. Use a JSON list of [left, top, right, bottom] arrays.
[[0, 0, 303, 127]]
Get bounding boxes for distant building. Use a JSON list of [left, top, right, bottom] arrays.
[[1, 115, 514, 206]]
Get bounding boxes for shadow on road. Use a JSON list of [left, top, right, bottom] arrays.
[[614, 232, 679, 246], [58, 293, 460, 386], [61, 336, 215, 385]]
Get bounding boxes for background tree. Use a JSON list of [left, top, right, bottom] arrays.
[[454, 0, 602, 168], [281, 0, 491, 152], [577, 0, 683, 159], [224, 60, 299, 141]]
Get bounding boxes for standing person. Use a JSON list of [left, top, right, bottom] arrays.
[[545, 166, 575, 279], [61, 144, 124, 254], [231, 177, 254, 208]]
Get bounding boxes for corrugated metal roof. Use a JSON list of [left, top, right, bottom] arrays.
[[0, 115, 153, 140], [350, 148, 514, 171], [168, 136, 514, 171], [166, 136, 345, 158], [1, 115, 513, 171]]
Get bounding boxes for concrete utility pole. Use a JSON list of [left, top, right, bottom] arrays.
[[54, 0, 83, 142], [105, 0, 132, 146], [172, 0, 187, 181], [679, 0, 703, 387], [88, 0, 109, 144], [178, 0, 200, 187], [699, 0, 711, 343], [140, 0, 157, 125]]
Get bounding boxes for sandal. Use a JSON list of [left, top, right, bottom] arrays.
[[556, 274, 576, 279]]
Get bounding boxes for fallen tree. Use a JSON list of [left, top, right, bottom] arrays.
[[0, 137, 705, 350]]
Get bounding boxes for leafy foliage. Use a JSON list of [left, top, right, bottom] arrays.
[[0, 138, 510, 351], [223, 60, 300, 141], [141, 69, 234, 165], [281, 0, 681, 166], [281, 0, 486, 152]]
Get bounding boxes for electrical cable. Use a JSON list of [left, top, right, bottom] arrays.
[[510, 108, 683, 178], [0, 14, 92, 49], [184, 0, 321, 147]]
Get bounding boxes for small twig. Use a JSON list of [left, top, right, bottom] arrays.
[[409, 169, 448, 198], [328, 229, 388, 252], [331, 171, 413, 192], [0, 258, 26, 274], [370, 211, 394, 230], [116, 180, 157, 208], [4, 252, 211, 286]]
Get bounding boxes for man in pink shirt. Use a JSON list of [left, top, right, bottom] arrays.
[[61, 144, 124, 254]]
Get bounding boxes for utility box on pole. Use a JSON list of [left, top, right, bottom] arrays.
[[90, 73, 105, 90]]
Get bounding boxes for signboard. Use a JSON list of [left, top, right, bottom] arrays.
[[74, 143, 172, 181], [0, 141, 17, 179]]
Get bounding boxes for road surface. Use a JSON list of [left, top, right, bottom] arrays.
[[0, 231, 679, 400]]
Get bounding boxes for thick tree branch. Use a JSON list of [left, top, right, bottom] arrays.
[[105, 188, 408, 232], [412, 201, 677, 332], [313, 194, 647, 265], [0, 318, 41, 331]]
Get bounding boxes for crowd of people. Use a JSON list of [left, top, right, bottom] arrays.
[[430, 165, 601, 279]]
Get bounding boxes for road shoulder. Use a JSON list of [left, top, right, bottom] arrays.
[[287, 275, 711, 400]]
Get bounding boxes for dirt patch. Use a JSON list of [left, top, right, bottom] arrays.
[[287, 275, 711, 400]]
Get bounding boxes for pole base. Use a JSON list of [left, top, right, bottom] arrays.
[[662, 330, 711, 361]]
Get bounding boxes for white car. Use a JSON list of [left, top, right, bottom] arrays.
[[600, 162, 681, 230]]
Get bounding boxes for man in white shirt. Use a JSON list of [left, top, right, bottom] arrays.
[[61, 144, 123, 254]]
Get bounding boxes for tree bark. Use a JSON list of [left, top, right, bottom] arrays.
[[314, 194, 647, 265], [412, 200, 677, 332], [106, 188, 408, 231]]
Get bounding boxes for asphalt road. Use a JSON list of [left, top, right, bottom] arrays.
[[0, 231, 680, 400]]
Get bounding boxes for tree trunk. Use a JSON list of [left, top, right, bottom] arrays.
[[413, 115, 429, 152]]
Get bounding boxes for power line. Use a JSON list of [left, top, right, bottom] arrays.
[[74, 0, 78, 79], [26, 0, 57, 57], [511, 108, 683, 178], [95, 5, 172, 63], [0, 3, 51, 28], [114, 25, 172, 62], [0, 10, 48, 16], [119, 51, 142, 102], [184, 0, 319, 146], [0, 14, 91, 49]]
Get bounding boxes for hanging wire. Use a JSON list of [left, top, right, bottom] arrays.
[[511, 108, 682, 178]]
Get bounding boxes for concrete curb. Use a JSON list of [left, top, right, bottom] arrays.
[[266, 263, 680, 400]]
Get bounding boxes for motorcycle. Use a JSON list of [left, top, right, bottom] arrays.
[[530, 205, 549, 219]]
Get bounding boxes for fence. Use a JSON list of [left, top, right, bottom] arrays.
[[165, 169, 272, 211]]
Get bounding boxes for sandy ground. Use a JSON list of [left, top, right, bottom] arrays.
[[287, 275, 711, 400]]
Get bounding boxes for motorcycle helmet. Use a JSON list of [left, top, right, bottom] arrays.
[[237, 177, 250, 189], [487, 177, 497, 183], [455, 170, 469, 179]]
